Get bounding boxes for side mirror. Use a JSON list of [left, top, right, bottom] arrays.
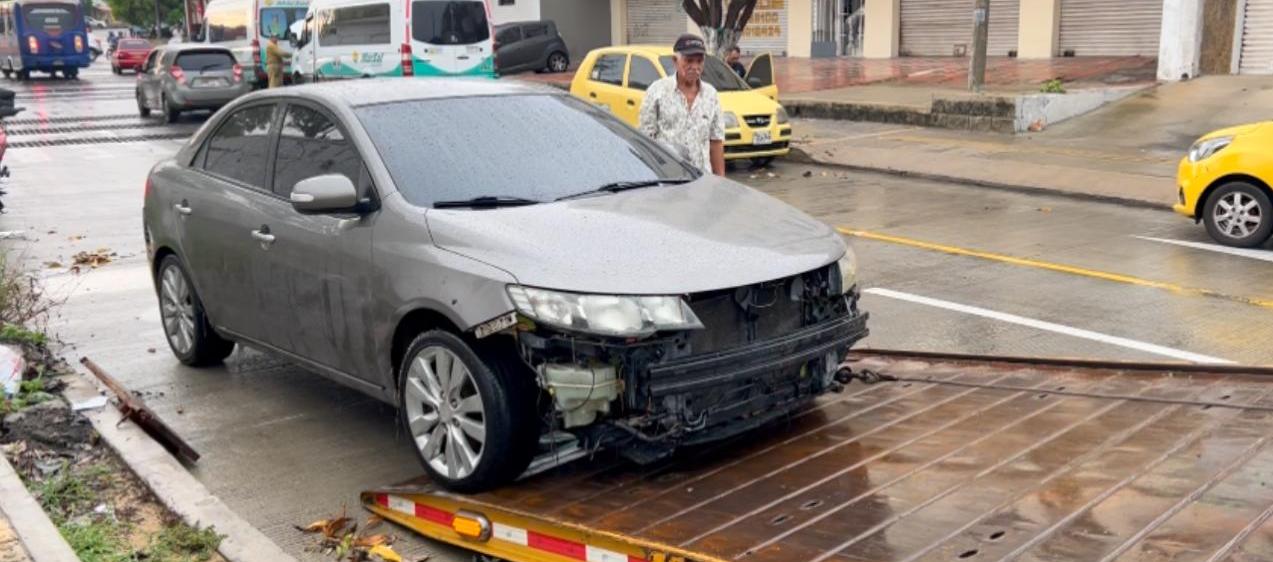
[[747, 76, 764, 89], [290, 174, 358, 213]]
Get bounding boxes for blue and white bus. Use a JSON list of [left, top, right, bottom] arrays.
[[0, 0, 90, 79]]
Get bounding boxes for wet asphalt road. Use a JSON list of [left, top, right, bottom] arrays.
[[4, 68, 1273, 560]]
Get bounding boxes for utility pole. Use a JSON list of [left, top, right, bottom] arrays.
[[969, 0, 989, 92]]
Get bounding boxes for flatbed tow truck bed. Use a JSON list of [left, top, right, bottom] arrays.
[[363, 350, 1273, 562]]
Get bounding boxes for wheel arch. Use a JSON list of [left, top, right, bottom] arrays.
[[1196, 174, 1273, 222], [390, 307, 462, 383]]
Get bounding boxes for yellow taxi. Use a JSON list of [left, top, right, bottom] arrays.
[[1175, 122, 1273, 247], [569, 45, 790, 165]]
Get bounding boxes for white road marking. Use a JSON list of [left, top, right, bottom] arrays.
[[1133, 236, 1273, 263], [864, 287, 1234, 364]]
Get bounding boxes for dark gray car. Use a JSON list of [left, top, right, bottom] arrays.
[[136, 44, 252, 124], [494, 21, 569, 75], [142, 79, 868, 492]]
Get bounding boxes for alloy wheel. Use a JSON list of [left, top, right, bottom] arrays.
[[1214, 191, 1263, 240], [549, 53, 567, 73], [404, 346, 487, 479], [159, 265, 196, 356]]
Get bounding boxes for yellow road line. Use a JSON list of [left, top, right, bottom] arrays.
[[837, 227, 1273, 310]]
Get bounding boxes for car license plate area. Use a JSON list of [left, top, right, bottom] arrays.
[[753, 130, 772, 146], [193, 77, 227, 88]]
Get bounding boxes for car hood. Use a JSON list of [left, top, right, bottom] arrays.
[[1200, 122, 1267, 141], [425, 176, 845, 295], [719, 90, 782, 116]]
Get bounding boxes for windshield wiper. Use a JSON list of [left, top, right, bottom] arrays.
[[432, 195, 542, 209], [556, 178, 695, 201]]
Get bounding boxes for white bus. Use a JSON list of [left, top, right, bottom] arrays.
[[290, 0, 494, 81], [202, 0, 310, 86]]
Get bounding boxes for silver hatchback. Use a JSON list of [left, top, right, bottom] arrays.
[[143, 79, 868, 491], [135, 44, 252, 123]]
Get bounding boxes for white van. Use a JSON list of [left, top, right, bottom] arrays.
[[202, 0, 311, 86], [290, 0, 494, 81]]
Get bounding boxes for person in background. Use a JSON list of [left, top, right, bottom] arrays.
[[106, 30, 118, 52], [638, 34, 725, 176], [265, 34, 289, 88], [726, 46, 745, 78]]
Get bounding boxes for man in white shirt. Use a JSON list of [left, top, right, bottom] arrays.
[[638, 34, 726, 176]]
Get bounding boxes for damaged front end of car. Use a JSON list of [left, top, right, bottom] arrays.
[[501, 256, 869, 473]]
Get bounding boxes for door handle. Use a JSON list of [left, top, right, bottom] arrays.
[[589, 92, 597, 98], [173, 201, 192, 215], [627, 99, 635, 106], [251, 227, 275, 245]]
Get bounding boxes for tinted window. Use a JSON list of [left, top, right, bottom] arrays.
[[494, 26, 520, 45], [273, 105, 362, 197], [119, 39, 150, 50], [207, 7, 248, 42], [319, 4, 390, 46], [355, 95, 694, 207], [22, 4, 75, 34], [590, 54, 624, 86], [175, 50, 236, 70], [411, 1, 489, 45], [259, 7, 307, 39], [627, 56, 660, 90], [525, 24, 546, 38], [203, 105, 276, 189], [658, 55, 747, 91]]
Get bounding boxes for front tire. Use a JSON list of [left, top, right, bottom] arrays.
[[137, 92, 151, 117], [156, 255, 235, 366], [398, 330, 537, 492], [1203, 181, 1273, 248]]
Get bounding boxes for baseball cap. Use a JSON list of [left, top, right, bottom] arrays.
[[673, 34, 707, 56]]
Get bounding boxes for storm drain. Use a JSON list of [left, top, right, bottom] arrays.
[[8, 132, 190, 149]]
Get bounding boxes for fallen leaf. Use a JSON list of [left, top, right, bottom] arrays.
[[354, 534, 390, 548], [147, 348, 156, 353], [363, 515, 384, 531], [368, 544, 402, 562], [802, 171, 813, 178], [44, 261, 62, 269], [1037, 207, 1052, 213]]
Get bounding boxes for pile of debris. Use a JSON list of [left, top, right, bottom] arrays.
[[297, 508, 409, 561]]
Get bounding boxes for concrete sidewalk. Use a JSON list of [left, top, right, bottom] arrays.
[[789, 75, 1273, 208]]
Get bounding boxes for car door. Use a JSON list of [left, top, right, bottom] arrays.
[[493, 25, 522, 72], [581, 53, 629, 122], [181, 102, 282, 342], [622, 54, 661, 126], [262, 101, 375, 376], [745, 52, 778, 101], [521, 23, 549, 68]]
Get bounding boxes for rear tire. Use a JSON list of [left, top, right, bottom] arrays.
[[137, 92, 151, 117], [17, 70, 29, 81], [163, 95, 180, 123], [112, 64, 120, 75], [156, 255, 235, 366], [2, 70, 10, 79], [398, 331, 537, 493], [1203, 181, 1273, 248], [546, 51, 568, 73]]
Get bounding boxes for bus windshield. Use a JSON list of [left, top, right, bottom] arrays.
[[411, 1, 489, 45], [259, 7, 308, 40], [22, 4, 78, 34]]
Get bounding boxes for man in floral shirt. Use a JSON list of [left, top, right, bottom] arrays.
[[638, 34, 726, 176]]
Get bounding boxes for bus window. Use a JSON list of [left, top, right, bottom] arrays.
[[259, 6, 306, 40], [22, 4, 78, 35], [411, 1, 488, 45]]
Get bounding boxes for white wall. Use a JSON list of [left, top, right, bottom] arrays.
[[1158, 0, 1204, 80], [489, 0, 541, 25]]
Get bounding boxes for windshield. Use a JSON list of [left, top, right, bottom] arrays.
[[658, 55, 749, 92], [22, 4, 78, 34], [259, 7, 308, 40], [411, 1, 489, 45], [175, 50, 236, 70], [356, 95, 696, 207]]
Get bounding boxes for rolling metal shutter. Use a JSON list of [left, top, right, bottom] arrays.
[[1239, 0, 1273, 74], [626, 0, 685, 45], [987, 0, 1019, 57], [1059, 0, 1163, 56], [738, 0, 788, 55], [900, 0, 969, 56]]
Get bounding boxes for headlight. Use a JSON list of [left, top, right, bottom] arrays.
[[775, 107, 789, 125], [507, 286, 703, 337], [723, 111, 739, 129], [837, 251, 857, 293], [1188, 136, 1232, 162]]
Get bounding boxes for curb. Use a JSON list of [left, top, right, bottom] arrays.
[[0, 454, 79, 562], [61, 370, 299, 562], [787, 146, 1172, 212]]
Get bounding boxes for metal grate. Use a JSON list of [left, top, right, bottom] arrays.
[[5, 113, 140, 126], [6, 121, 179, 137], [8, 132, 189, 149]]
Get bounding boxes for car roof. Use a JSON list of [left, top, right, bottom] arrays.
[[157, 43, 235, 54], [497, 20, 554, 29], [247, 78, 566, 108], [594, 45, 676, 57]]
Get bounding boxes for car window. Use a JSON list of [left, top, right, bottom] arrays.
[[202, 105, 277, 190], [627, 56, 660, 91], [355, 94, 695, 207], [319, 3, 391, 46], [272, 104, 363, 198], [658, 55, 747, 91], [175, 50, 236, 71], [590, 54, 624, 86], [525, 24, 546, 38], [495, 26, 520, 45], [411, 0, 489, 45]]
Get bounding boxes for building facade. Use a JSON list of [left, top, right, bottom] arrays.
[[607, 0, 1273, 80]]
